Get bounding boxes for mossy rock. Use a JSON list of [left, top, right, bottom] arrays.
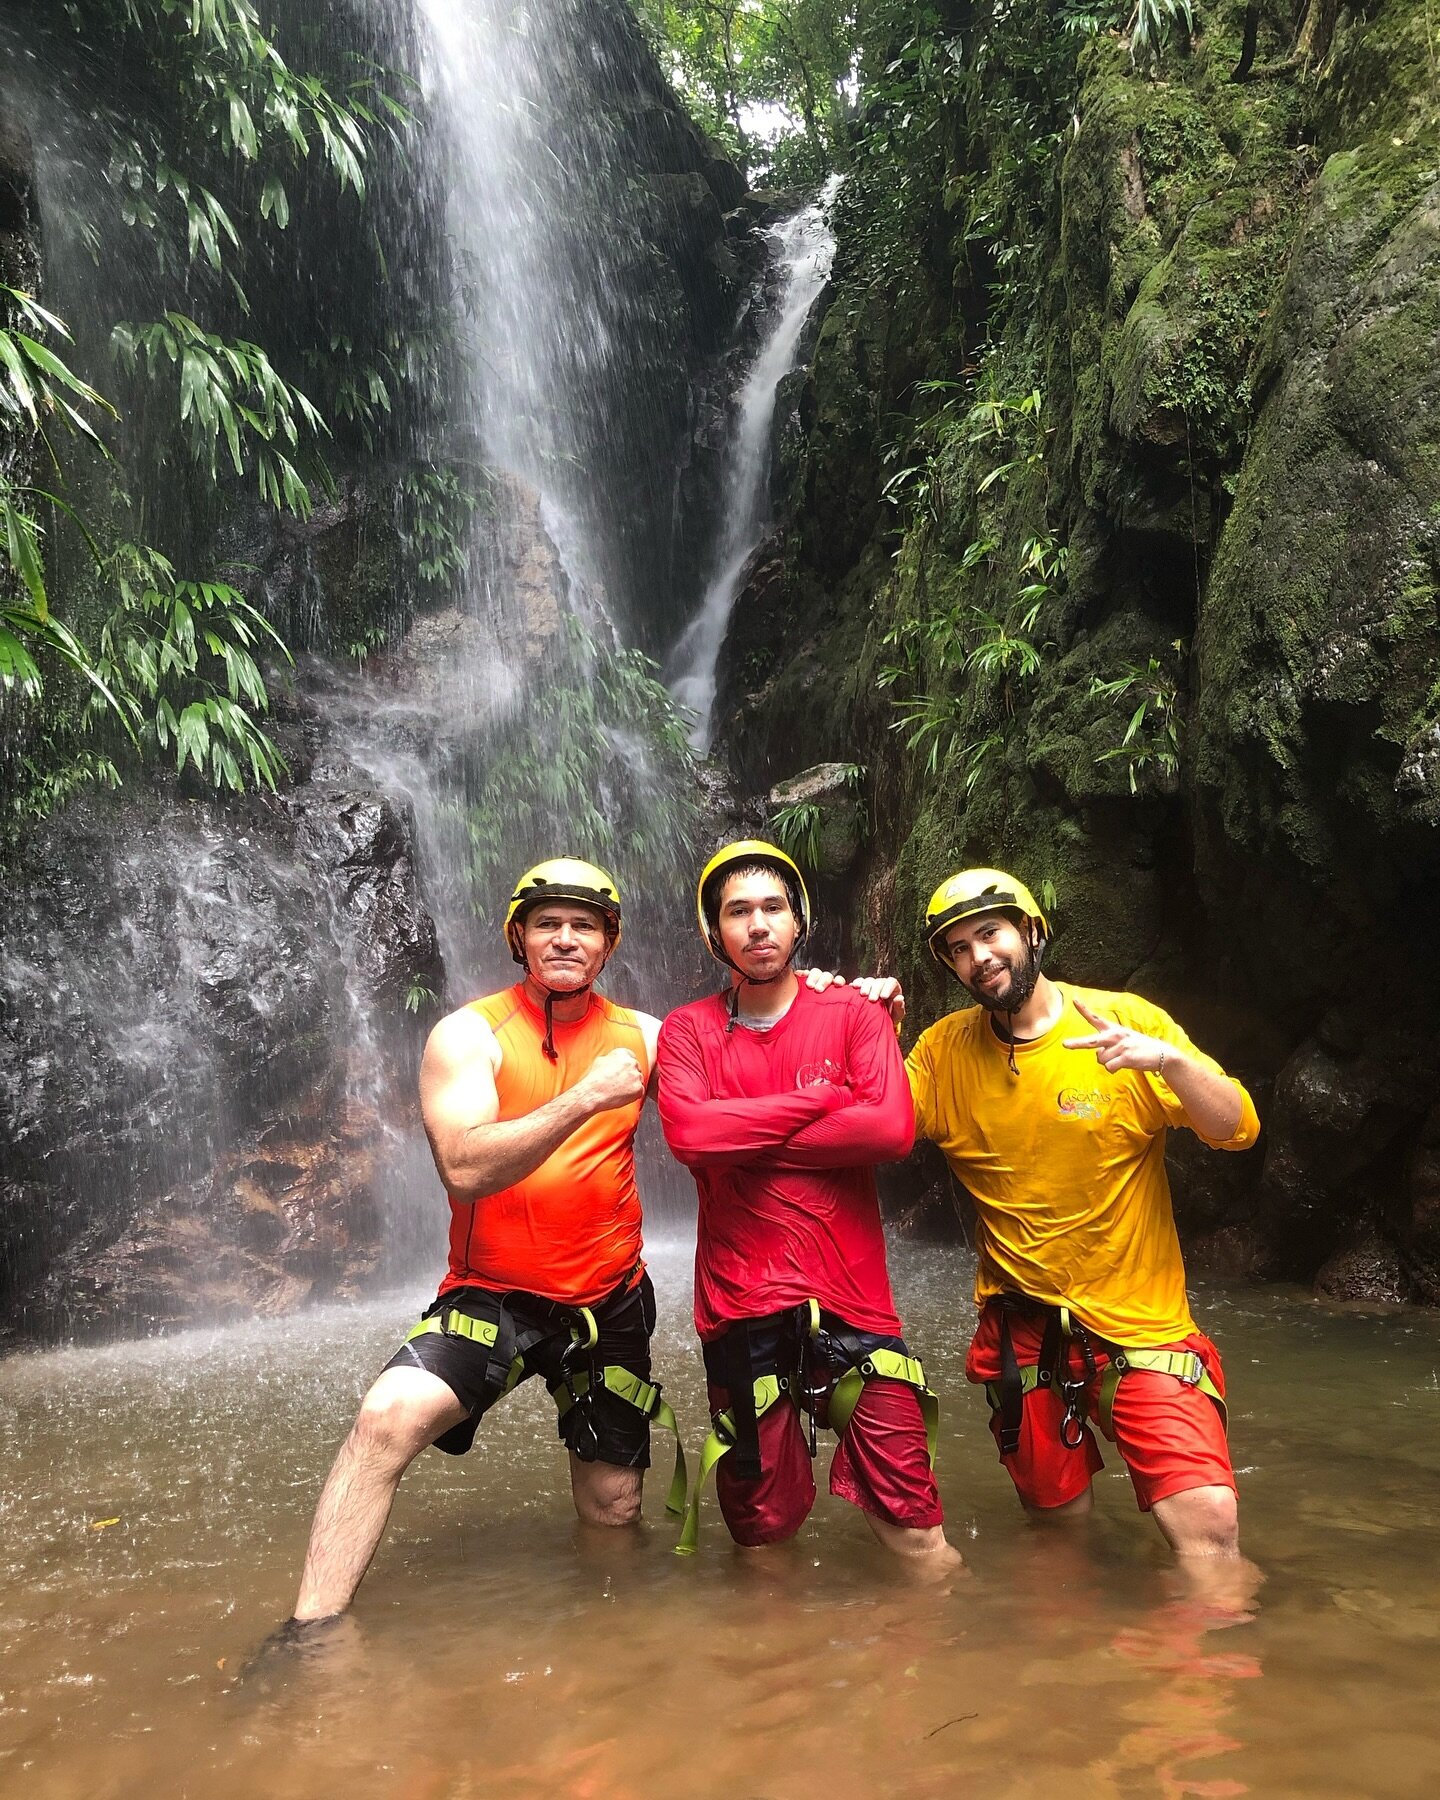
[[1193, 129, 1440, 946]]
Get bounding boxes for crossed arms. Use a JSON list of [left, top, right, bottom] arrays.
[[656, 1001, 915, 1173]]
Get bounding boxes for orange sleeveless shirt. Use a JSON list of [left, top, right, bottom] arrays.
[[439, 984, 649, 1307]]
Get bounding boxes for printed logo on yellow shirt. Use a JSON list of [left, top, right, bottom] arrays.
[[1056, 1085, 1105, 1120]]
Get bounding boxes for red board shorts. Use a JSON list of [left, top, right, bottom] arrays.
[[965, 1303, 1235, 1513], [702, 1311, 943, 1546]]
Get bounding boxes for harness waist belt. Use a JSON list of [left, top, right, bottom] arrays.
[[983, 1296, 1226, 1447]]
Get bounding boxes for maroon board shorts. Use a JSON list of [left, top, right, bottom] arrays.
[[703, 1312, 943, 1546]]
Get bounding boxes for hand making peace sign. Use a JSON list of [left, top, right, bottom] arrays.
[[1062, 997, 1172, 1074]]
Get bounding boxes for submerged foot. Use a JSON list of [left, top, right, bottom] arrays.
[[230, 1611, 354, 1696]]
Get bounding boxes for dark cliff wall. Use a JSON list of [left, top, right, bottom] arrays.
[[714, 0, 1440, 1302]]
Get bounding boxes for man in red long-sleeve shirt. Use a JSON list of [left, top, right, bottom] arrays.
[[658, 839, 957, 1562]]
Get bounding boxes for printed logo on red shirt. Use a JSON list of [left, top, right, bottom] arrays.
[[796, 1058, 845, 1089]]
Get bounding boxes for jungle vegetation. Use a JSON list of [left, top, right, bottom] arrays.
[[0, 0, 419, 835]]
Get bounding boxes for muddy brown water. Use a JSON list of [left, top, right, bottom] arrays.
[[2, 1238, 1439, 1799]]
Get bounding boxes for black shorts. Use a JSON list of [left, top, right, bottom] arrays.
[[383, 1272, 656, 1467]]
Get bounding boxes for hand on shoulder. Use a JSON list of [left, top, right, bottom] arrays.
[[803, 967, 905, 1025]]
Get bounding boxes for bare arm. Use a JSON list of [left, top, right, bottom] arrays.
[[638, 1010, 661, 1099], [420, 1008, 645, 1200]]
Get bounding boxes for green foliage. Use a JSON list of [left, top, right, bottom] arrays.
[[72, 0, 413, 287], [2, 3, 420, 831], [111, 313, 327, 516], [1089, 647, 1185, 793], [881, 379, 1050, 528], [0, 288, 116, 458], [771, 761, 863, 864], [629, 0, 853, 176], [404, 977, 439, 1014], [1128, 0, 1195, 68], [2, 280, 295, 831], [91, 544, 292, 792], [772, 796, 824, 863], [2, 286, 132, 730], [879, 527, 1067, 769], [878, 365, 1067, 780], [398, 464, 487, 590], [461, 615, 702, 911]]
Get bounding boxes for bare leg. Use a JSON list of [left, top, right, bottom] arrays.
[[1149, 1483, 1240, 1558], [1022, 1484, 1094, 1524], [569, 1451, 643, 1527], [1150, 1484, 1262, 1616], [293, 1365, 468, 1621], [863, 1514, 964, 1568]]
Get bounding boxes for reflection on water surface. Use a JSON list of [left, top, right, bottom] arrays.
[[3, 1239, 1440, 1798]]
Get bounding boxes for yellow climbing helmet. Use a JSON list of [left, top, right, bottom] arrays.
[[696, 839, 811, 965], [505, 857, 622, 964], [924, 867, 1050, 966]]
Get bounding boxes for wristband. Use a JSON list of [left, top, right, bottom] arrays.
[[1156, 1046, 1167, 1078]]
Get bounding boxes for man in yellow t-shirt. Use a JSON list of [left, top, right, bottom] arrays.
[[903, 868, 1259, 1564]]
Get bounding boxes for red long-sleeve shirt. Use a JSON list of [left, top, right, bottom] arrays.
[[657, 983, 916, 1340]]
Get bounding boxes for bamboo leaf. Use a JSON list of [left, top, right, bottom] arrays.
[[260, 176, 290, 228], [0, 622, 43, 692], [3, 496, 47, 608]]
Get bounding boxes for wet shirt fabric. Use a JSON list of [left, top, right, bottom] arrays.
[[657, 984, 916, 1340], [906, 985, 1259, 1344], [440, 984, 648, 1308]]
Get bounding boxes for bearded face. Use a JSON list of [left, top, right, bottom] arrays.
[[942, 912, 1041, 1014]]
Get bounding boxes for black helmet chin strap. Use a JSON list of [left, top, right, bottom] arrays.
[[723, 954, 798, 1032], [525, 941, 614, 1063], [510, 891, 621, 1063]]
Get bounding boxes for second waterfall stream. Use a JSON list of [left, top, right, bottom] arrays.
[[668, 176, 842, 752]]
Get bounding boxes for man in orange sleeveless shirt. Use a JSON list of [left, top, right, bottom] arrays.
[[289, 858, 672, 1624]]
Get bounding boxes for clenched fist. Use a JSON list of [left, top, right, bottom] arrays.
[[578, 1046, 646, 1111]]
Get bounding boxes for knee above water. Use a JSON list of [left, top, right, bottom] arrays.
[[1172, 1486, 1240, 1551], [353, 1391, 431, 1461], [584, 1490, 642, 1529]]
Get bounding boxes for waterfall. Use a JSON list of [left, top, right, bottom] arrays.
[[668, 176, 841, 752], [331, 0, 725, 1007], [0, 0, 745, 1333]]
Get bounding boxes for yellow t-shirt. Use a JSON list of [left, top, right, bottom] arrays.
[[905, 985, 1259, 1343]]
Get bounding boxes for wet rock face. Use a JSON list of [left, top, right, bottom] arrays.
[[1314, 1237, 1406, 1306], [0, 111, 39, 292], [0, 767, 442, 1340]]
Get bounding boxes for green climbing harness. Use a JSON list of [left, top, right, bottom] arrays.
[[405, 1308, 526, 1394], [407, 1300, 688, 1517], [1095, 1346, 1226, 1438], [982, 1294, 1226, 1453], [828, 1349, 939, 1462], [552, 1363, 689, 1517], [674, 1303, 939, 1555]]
